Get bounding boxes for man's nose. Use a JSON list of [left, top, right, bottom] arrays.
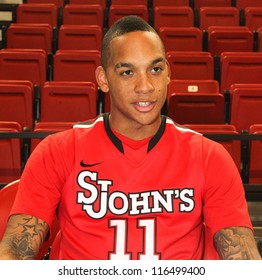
[[134, 73, 154, 94]]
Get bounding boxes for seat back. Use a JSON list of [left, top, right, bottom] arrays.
[[69, 0, 106, 7], [158, 27, 203, 52], [154, 6, 194, 30], [153, 0, 190, 8], [108, 4, 148, 27], [249, 124, 262, 184], [208, 26, 253, 56], [40, 81, 97, 122], [62, 4, 104, 27], [16, 4, 58, 27], [220, 52, 262, 94], [236, 0, 262, 9], [168, 92, 224, 124], [194, 0, 232, 9], [230, 84, 262, 132], [0, 48, 47, 87], [166, 51, 214, 80], [58, 25, 102, 51], [199, 7, 239, 31], [7, 23, 53, 53], [25, 0, 64, 7], [0, 123, 21, 185], [0, 179, 60, 259], [244, 7, 262, 32], [0, 80, 34, 130], [53, 50, 100, 85], [167, 79, 219, 101]]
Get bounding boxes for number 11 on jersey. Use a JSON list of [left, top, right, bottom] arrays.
[[109, 218, 161, 260]]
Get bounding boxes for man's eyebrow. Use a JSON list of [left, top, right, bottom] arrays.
[[151, 57, 165, 65], [115, 62, 133, 70]]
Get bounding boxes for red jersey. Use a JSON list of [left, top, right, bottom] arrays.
[[11, 114, 252, 259]]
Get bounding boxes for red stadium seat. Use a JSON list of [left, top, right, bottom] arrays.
[[249, 124, 262, 184], [0, 180, 60, 259], [111, 0, 147, 5], [58, 25, 102, 51], [184, 123, 241, 171], [166, 51, 214, 80], [69, 0, 106, 7], [7, 23, 53, 53], [207, 26, 253, 56], [0, 80, 34, 130], [167, 79, 219, 101], [40, 81, 98, 122], [167, 92, 224, 124], [158, 27, 203, 52], [108, 4, 148, 27], [153, 0, 190, 8], [0, 48, 47, 87], [244, 7, 262, 32], [194, 0, 232, 9], [53, 50, 100, 85], [230, 84, 262, 132], [25, 0, 64, 7], [16, 4, 58, 28], [62, 4, 104, 27], [199, 7, 239, 31], [0, 124, 21, 184], [236, 0, 262, 9], [154, 6, 194, 31], [220, 52, 262, 94]]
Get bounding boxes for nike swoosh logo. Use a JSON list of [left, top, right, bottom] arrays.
[[80, 160, 103, 167]]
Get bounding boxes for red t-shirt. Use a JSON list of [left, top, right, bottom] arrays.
[[11, 114, 252, 259]]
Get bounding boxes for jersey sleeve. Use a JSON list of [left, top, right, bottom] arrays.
[[202, 138, 252, 237], [10, 130, 74, 233]]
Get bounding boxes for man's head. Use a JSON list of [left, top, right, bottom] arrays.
[[101, 15, 164, 69]]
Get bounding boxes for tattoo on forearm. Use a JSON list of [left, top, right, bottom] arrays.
[[214, 227, 261, 260], [6, 216, 48, 260]]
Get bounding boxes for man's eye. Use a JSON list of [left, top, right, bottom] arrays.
[[152, 66, 162, 73], [121, 70, 132, 76]]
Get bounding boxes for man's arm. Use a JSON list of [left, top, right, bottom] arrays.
[[214, 226, 262, 260], [0, 214, 49, 260]]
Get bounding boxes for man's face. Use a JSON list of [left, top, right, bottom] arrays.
[[96, 31, 170, 137]]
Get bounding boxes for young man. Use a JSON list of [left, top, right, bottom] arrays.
[[0, 15, 261, 260]]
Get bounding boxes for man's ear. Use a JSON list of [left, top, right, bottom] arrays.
[[95, 66, 109, 92], [166, 60, 171, 84]]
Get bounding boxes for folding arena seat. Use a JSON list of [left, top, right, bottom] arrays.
[[153, 6, 194, 31], [158, 27, 203, 52], [6, 23, 53, 54], [31, 121, 75, 152], [0, 48, 47, 87], [230, 84, 262, 132], [58, 25, 102, 51], [153, 0, 190, 8], [236, 0, 262, 10], [53, 50, 100, 85], [0, 123, 21, 184], [167, 92, 224, 124], [69, 0, 107, 7], [184, 123, 241, 171], [220, 52, 262, 94], [207, 26, 253, 56], [244, 7, 262, 32], [167, 79, 219, 101], [40, 81, 98, 122], [0, 179, 60, 259], [111, 0, 148, 5], [199, 7, 240, 31], [166, 51, 214, 80], [62, 4, 104, 27], [108, 4, 148, 27], [16, 4, 58, 28], [194, 0, 232, 9], [25, 0, 64, 7], [0, 80, 34, 130], [249, 124, 262, 184]]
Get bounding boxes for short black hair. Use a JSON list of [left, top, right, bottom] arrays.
[[101, 15, 158, 69]]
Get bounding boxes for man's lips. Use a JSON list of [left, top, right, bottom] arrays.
[[133, 101, 156, 112]]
